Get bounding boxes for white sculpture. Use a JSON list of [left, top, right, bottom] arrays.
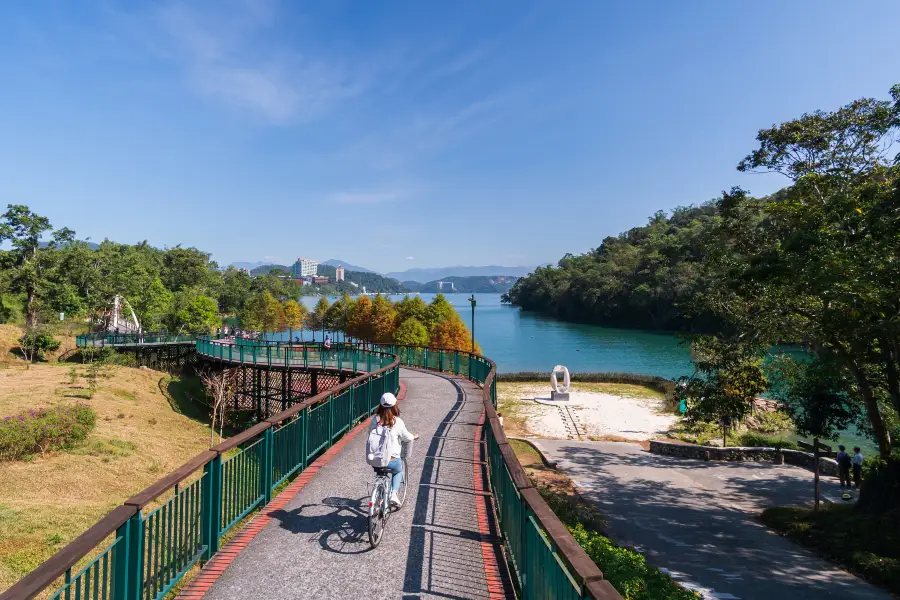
[[550, 365, 571, 401]]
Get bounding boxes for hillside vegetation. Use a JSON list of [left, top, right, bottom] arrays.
[[0, 359, 211, 592]]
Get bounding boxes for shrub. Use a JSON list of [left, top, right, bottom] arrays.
[[0, 403, 96, 460], [18, 331, 61, 361], [737, 432, 798, 450], [538, 486, 697, 599], [747, 409, 793, 434], [498, 372, 679, 411]]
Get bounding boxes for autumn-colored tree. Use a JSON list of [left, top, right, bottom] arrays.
[[347, 295, 374, 341], [431, 312, 480, 353], [242, 291, 284, 333], [424, 294, 455, 333], [282, 299, 307, 342], [371, 294, 398, 343]]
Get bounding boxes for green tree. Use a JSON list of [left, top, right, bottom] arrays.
[[133, 277, 173, 331], [219, 267, 252, 314], [161, 247, 218, 293], [393, 317, 429, 346], [677, 337, 768, 447], [306, 297, 330, 341], [170, 291, 219, 333], [0, 205, 74, 326]]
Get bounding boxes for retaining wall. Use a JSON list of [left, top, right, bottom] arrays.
[[648, 440, 839, 477]]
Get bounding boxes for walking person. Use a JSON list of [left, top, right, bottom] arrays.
[[836, 445, 852, 489], [852, 447, 864, 489]]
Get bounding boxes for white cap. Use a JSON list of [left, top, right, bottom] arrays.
[[380, 392, 397, 407]]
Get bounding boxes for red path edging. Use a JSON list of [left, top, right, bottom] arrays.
[[176, 381, 407, 600], [474, 410, 516, 599]]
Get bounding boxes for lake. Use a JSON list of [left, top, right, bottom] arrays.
[[298, 293, 877, 454], [301, 293, 693, 377]]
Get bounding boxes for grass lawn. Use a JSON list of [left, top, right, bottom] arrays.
[[760, 505, 900, 595], [507, 439, 697, 600], [0, 361, 213, 593]]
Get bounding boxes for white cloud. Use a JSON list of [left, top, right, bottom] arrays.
[[405, 256, 415, 260], [154, 1, 365, 123]]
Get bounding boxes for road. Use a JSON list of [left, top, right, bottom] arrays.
[[536, 439, 890, 600]]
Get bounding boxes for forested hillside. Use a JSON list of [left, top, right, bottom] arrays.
[[405, 275, 518, 294], [503, 203, 727, 331]]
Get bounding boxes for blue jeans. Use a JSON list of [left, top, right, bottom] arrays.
[[386, 457, 403, 492]]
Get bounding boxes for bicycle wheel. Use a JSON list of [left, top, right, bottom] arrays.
[[395, 457, 409, 509], [368, 480, 387, 548]]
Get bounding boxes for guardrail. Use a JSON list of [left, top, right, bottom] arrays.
[[0, 345, 400, 600], [196, 338, 392, 372], [373, 344, 622, 600], [4, 342, 622, 600], [75, 332, 197, 348]]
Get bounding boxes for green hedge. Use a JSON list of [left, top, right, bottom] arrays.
[[0, 403, 96, 460], [498, 371, 679, 411], [737, 432, 798, 450]]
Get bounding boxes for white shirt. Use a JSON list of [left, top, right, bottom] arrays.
[[371, 416, 415, 458], [853, 452, 864, 466]]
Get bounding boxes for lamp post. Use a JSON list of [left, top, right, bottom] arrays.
[[468, 294, 476, 353]]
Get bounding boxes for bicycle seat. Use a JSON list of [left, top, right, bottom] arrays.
[[373, 467, 392, 475]]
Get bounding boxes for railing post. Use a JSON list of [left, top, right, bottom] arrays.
[[111, 510, 142, 600], [328, 394, 335, 445], [262, 426, 274, 503], [201, 454, 222, 560], [439, 350, 444, 372], [454, 352, 459, 375], [301, 409, 309, 469]]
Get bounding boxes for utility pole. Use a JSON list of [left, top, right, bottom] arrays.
[[468, 294, 476, 353]]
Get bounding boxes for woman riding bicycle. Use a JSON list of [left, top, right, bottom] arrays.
[[373, 392, 417, 507]]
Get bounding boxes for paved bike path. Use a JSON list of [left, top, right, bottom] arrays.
[[197, 368, 512, 600]]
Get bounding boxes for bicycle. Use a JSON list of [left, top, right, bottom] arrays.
[[367, 439, 412, 548]]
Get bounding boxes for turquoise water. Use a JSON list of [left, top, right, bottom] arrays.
[[296, 293, 878, 454], [300, 293, 693, 378]]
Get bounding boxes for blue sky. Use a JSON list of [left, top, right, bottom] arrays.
[[1, 1, 898, 273]]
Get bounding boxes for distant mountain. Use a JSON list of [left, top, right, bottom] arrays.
[[322, 259, 374, 273], [386, 265, 535, 283], [402, 276, 519, 294], [230, 261, 274, 271], [317, 264, 404, 293]]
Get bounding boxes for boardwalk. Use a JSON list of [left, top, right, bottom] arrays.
[[191, 368, 513, 600]]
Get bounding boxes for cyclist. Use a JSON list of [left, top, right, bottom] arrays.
[[373, 392, 417, 507]]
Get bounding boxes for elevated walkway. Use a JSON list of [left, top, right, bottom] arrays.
[[187, 369, 513, 600]]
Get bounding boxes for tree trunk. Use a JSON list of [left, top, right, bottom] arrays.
[[848, 360, 892, 457], [882, 336, 900, 417]]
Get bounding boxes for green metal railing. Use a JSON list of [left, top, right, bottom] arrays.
[[196, 338, 393, 372], [5, 341, 621, 600], [75, 332, 197, 348], [379, 343, 622, 600], [2, 344, 399, 600]]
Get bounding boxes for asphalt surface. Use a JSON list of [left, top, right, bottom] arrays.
[[536, 439, 891, 600], [202, 368, 503, 600]]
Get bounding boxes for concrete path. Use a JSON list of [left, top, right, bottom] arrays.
[[536, 439, 891, 600], [200, 369, 512, 600]]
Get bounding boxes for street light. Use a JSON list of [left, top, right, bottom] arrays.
[[468, 294, 476, 353]]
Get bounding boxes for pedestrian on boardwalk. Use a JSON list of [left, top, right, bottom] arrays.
[[836, 445, 852, 488], [852, 447, 864, 489]]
